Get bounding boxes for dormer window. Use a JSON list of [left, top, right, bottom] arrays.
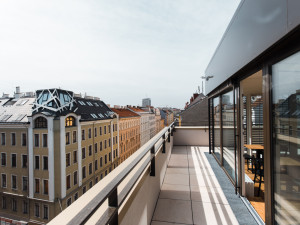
[[35, 117, 47, 128], [65, 116, 76, 127]]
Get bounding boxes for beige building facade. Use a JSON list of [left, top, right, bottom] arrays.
[[0, 89, 119, 224]]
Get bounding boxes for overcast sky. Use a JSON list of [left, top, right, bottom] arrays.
[[0, 0, 239, 109]]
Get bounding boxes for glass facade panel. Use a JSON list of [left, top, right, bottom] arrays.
[[213, 97, 221, 161], [273, 51, 300, 224], [222, 90, 235, 180]]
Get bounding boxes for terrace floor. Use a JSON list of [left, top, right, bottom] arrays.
[[151, 146, 259, 225]]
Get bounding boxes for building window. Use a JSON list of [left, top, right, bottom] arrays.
[[82, 147, 86, 159], [105, 155, 107, 164], [34, 134, 39, 147], [22, 176, 28, 191], [95, 160, 98, 171], [35, 204, 40, 217], [108, 138, 111, 147], [89, 163, 92, 175], [66, 175, 71, 190], [12, 175, 17, 189], [83, 186, 86, 194], [82, 166, 86, 179], [22, 133, 27, 146], [1, 153, 6, 166], [22, 155, 27, 168], [94, 143, 98, 153], [12, 199, 17, 212], [43, 205, 49, 219], [1, 174, 7, 188], [2, 196, 7, 209], [65, 116, 75, 127], [95, 177, 98, 183], [100, 142, 103, 151], [82, 129, 85, 140], [74, 171, 78, 185], [94, 127, 97, 137], [89, 145, 92, 156], [66, 153, 70, 167], [66, 132, 70, 145], [11, 154, 16, 168], [108, 125, 111, 133], [104, 140, 107, 149], [43, 180, 48, 195], [105, 170, 107, 176], [35, 155, 40, 169], [100, 174, 103, 180], [35, 117, 47, 128], [100, 157, 103, 167], [73, 151, 77, 163], [100, 127, 102, 135], [42, 134, 48, 147], [89, 181, 92, 188], [74, 192, 78, 201], [1, 133, 5, 145], [88, 128, 92, 139], [109, 153, 111, 162], [43, 156, 48, 170], [104, 126, 107, 134], [73, 131, 77, 143], [11, 133, 16, 146], [23, 201, 28, 214], [35, 179, 40, 193]]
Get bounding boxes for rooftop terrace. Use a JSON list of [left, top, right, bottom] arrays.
[[49, 126, 261, 225]]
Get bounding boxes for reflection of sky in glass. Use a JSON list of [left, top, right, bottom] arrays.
[[273, 51, 300, 103]]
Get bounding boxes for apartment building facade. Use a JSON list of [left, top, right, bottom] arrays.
[[111, 108, 140, 163], [0, 88, 119, 224]]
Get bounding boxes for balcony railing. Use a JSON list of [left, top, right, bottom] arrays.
[[49, 123, 175, 225]]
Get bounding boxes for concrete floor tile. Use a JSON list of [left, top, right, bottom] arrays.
[[151, 221, 191, 225], [159, 183, 191, 200], [167, 159, 189, 168], [166, 167, 189, 175], [152, 199, 193, 224], [190, 174, 220, 188], [164, 173, 189, 186], [190, 186, 228, 204], [192, 201, 239, 225]]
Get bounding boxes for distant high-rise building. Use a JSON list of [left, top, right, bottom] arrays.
[[142, 98, 151, 107]]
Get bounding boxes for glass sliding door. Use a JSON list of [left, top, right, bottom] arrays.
[[272, 51, 300, 224], [213, 97, 221, 161], [222, 90, 235, 180]]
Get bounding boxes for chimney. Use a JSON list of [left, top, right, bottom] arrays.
[[190, 97, 193, 104], [193, 93, 199, 99], [14, 86, 22, 99]]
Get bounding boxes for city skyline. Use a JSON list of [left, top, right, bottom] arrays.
[[0, 0, 239, 108]]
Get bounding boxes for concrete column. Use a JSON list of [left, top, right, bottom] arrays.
[[28, 117, 34, 198], [48, 117, 55, 201], [60, 116, 66, 198], [77, 116, 82, 186]]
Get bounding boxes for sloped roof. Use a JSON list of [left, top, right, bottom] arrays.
[[111, 108, 140, 118], [0, 97, 35, 123]]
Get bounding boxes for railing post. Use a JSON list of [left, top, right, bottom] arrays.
[[150, 146, 155, 176], [108, 187, 118, 225], [162, 134, 166, 154]]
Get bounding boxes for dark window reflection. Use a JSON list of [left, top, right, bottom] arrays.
[[222, 90, 235, 180], [213, 97, 221, 161], [273, 51, 300, 224]]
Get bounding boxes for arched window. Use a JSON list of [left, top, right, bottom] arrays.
[[65, 116, 76, 127], [34, 117, 47, 128]]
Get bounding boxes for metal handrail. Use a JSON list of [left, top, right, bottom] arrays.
[[49, 122, 175, 225]]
